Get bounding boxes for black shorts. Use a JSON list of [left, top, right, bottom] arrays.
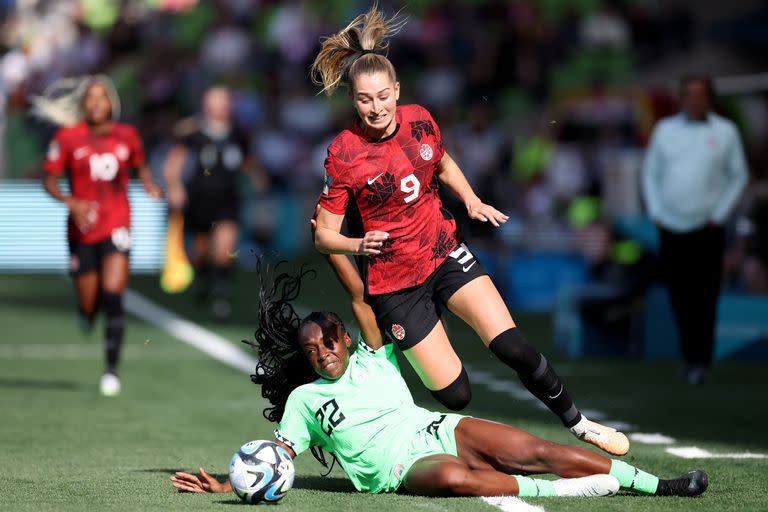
[[367, 242, 488, 350], [68, 231, 130, 276], [184, 193, 239, 233]]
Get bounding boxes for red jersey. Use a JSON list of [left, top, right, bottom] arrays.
[[43, 122, 145, 245], [319, 104, 458, 295]]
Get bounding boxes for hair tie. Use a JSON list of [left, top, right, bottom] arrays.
[[360, 49, 375, 56]]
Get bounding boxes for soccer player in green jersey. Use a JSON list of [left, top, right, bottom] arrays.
[[171, 256, 708, 499]]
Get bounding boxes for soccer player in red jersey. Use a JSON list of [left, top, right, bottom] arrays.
[[34, 76, 162, 396], [311, 7, 629, 455]]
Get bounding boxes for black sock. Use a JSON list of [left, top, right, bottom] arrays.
[[430, 366, 472, 411], [212, 265, 233, 301], [489, 328, 581, 427], [193, 263, 211, 300], [102, 292, 124, 375]]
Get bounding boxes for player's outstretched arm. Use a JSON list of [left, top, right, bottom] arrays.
[[436, 151, 509, 227], [170, 468, 232, 493]]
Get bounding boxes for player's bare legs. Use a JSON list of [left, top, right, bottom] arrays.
[[99, 252, 129, 396], [402, 451, 617, 498], [455, 418, 610, 477], [210, 220, 238, 320], [446, 276, 630, 456], [74, 271, 99, 332], [403, 321, 463, 391]]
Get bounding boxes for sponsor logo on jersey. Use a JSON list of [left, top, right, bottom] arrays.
[[419, 143, 433, 161], [73, 146, 90, 160], [322, 173, 333, 195], [391, 324, 406, 341], [366, 172, 384, 185]]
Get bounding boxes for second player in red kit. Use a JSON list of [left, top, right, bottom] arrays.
[[312, 6, 630, 456], [36, 75, 162, 396], [45, 120, 144, 247]]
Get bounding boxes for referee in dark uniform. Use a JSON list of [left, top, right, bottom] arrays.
[[165, 86, 265, 320]]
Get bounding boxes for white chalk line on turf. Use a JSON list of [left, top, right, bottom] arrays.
[[666, 447, 767, 459], [481, 497, 545, 512], [123, 289, 257, 374]]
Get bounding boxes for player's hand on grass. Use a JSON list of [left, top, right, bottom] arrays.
[[466, 198, 509, 227], [67, 198, 98, 232], [358, 231, 389, 255], [170, 468, 231, 493]]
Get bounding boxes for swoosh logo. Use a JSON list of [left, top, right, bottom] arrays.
[[462, 261, 476, 273], [549, 384, 563, 399], [367, 172, 384, 185], [73, 147, 89, 159]]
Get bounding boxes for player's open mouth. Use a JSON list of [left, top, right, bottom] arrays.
[[321, 361, 337, 370]]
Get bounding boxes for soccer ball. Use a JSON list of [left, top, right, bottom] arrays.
[[229, 440, 294, 504]]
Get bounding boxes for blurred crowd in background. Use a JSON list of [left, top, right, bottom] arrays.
[[2, 0, 767, 296]]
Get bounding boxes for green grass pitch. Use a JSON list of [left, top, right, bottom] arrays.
[[1, 260, 767, 511]]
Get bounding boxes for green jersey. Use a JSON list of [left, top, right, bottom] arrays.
[[275, 340, 461, 493]]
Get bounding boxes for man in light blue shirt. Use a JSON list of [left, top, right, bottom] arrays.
[[642, 75, 748, 384]]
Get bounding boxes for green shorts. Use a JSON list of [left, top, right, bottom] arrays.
[[388, 412, 467, 491]]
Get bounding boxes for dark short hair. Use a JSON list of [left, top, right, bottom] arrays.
[[680, 74, 715, 99]]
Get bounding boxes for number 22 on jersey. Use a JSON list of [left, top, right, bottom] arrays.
[[89, 153, 119, 181]]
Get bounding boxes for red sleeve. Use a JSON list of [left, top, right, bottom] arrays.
[[43, 130, 68, 176], [317, 148, 351, 215], [126, 125, 146, 168]]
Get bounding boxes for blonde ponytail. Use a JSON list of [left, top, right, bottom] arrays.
[[30, 75, 121, 127], [310, 3, 407, 96]]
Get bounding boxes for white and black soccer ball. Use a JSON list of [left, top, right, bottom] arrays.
[[229, 440, 294, 504]]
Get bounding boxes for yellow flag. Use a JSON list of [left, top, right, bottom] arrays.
[[160, 211, 194, 294]]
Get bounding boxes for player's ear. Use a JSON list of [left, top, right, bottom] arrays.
[[343, 331, 352, 349], [394, 81, 400, 101]]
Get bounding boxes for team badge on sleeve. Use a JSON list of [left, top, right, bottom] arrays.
[[322, 173, 333, 195], [391, 324, 406, 341]]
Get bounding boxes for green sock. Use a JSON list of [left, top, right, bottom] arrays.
[[513, 475, 557, 497], [609, 460, 659, 494]]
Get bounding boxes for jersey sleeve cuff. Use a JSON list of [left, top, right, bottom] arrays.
[[274, 429, 296, 448]]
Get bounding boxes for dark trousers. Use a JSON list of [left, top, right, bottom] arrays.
[[659, 225, 725, 366]]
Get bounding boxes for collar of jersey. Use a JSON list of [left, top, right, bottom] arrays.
[[354, 109, 401, 143]]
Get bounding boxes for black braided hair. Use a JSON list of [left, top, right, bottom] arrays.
[[244, 260, 318, 423]]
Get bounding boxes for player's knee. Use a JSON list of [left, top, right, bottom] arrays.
[[432, 464, 470, 495], [430, 366, 472, 411], [488, 327, 542, 374], [531, 440, 559, 465]]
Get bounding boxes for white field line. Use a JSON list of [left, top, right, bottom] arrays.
[[123, 289, 257, 374], [666, 447, 767, 459], [481, 496, 545, 512]]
